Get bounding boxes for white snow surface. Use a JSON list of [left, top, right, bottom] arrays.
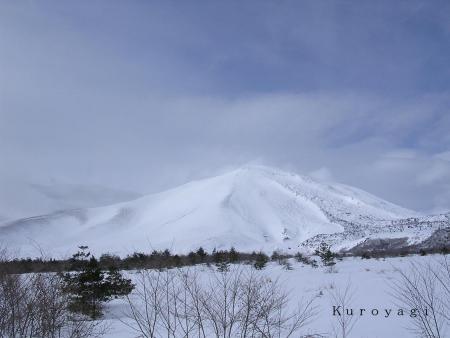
[[0, 165, 422, 258], [104, 255, 449, 338]]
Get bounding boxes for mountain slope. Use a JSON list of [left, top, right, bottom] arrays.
[[0, 178, 140, 222], [0, 165, 433, 257]]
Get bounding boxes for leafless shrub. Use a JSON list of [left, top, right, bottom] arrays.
[[0, 272, 106, 337], [123, 266, 318, 337], [391, 257, 450, 338], [431, 256, 450, 323], [328, 282, 358, 338]]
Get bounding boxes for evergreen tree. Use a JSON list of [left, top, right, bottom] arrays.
[[188, 251, 197, 264], [63, 257, 106, 318], [69, 245, 91, 270], [229, 247, 239, 263], [103, 266, 134, 298], [196, 247, 207, 262], [216, 261, 230, 272], [253, 252, 269, 270], [62, 248, 134, 319], [213, 249, 230, 272], [315, 242, 336, 267], [213, 249, 225, 264]]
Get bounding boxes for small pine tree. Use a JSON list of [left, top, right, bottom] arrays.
[[216, 261, 230, 272], [63, 249, 134, 319], [213, 249, 225, 264], [188, 251, 197, 264], [103, 266, 134, 298], [73, 245, 90, 260], [229, 247, 239, 263], [196, 247, 207, 262], [315, 242, 336, 267], [63, 256, 106, 318], [253, 252, 269, 270], [69, 245, 91, 270], [213, 249, 230, 272]]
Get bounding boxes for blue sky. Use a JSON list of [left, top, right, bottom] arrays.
[[0, 0, 449, 212]]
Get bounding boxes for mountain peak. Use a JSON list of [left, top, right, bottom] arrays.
[[0, 165, 429, 257]]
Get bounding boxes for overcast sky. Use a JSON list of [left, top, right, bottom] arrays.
[[0, 0, 449, 213]]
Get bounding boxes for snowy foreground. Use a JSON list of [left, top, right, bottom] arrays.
[[101, 255, 449, 338]]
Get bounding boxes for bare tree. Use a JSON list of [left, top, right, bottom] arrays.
[[123, 266, 317, 338], [178, 269, 208, 337], [328, 282, 358, 338], [122, 269, 164, 338], [431, 256, 450, 323], [391, 257, 450, 338], [0, 271, 106, 337], [34, 273, 107, 338]]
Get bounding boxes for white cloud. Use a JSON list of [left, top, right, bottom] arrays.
[[0, 1, 449, 214], [310, 167, 334, 182]]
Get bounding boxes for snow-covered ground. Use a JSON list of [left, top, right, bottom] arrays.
[[102, 255, 449, 338]]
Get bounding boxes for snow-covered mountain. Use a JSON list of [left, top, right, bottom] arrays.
[[0, 166, 446, 258], [0, 178, 141, 222]]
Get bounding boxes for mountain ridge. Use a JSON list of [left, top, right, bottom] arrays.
[[0, 165, 446, 258], [0, 178, 141, 222]]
